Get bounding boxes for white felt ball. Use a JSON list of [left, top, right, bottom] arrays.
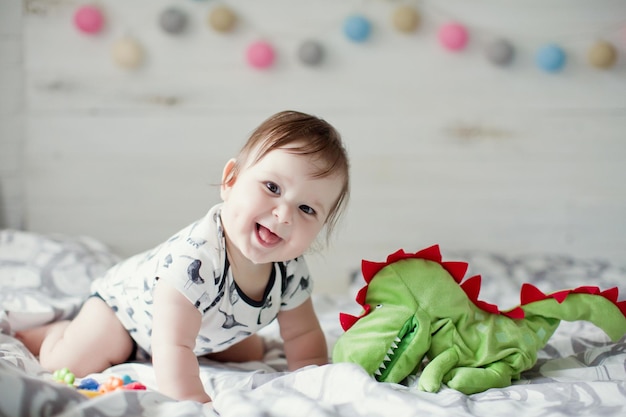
[[111, 37, 144, 69]]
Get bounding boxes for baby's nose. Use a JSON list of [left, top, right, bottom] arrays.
[[273, 204, 292, 224]]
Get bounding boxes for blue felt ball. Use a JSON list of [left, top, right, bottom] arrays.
[[536, 44, 566, 73], [343, 15, 371, 43]]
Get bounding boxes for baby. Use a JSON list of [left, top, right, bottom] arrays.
[[17, 110, 350, 403]]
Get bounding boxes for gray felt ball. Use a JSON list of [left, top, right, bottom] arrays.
[[298, 40, 324, 66], [159, 8, 188, 34], [485, 39, 514, 66]]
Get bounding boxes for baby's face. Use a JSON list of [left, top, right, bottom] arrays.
[[220, 147, 343, 265]]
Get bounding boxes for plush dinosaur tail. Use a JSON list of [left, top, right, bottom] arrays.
[[508, 284, 626, 342]]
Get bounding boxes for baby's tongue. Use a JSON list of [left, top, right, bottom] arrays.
[[258, 225, 280, 244]]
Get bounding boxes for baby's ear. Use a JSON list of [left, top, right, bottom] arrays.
[[221, 158, 237, 199]]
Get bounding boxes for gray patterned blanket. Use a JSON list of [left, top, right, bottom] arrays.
[[1, 229, 625, 416]]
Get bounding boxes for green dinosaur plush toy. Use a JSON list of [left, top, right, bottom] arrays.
[[332, 245, 626, 395]]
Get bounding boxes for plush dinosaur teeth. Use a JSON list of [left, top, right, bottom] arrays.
[[391, 337, 401, 349], [374, 337, 402, 381]]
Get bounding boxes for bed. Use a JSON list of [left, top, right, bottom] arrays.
[[1, 228, 625, 417]]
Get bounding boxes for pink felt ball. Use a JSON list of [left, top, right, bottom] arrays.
[[73, 5, 104, 35], [438, 22, 468, 51], [246, 41, 275, 69]]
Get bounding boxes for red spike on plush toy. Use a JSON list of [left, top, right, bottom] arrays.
[[339, 313, 359, 331], [520, 283, 548, 305], [355, 285, 368, 305], [475, 299, 501, 315], [413, 245, 442, 262], [574, 286, 600, 295], [442, 262, 469, 283], [601, 287, 619, 303], [387, 249, 409, 263], [503, 307, 525, 319], [551, 290, 570, 303], [460, 275, 481, 300], [362, 260, 388, 283]]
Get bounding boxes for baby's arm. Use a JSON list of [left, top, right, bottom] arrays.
[[152, 280, 211, 403], [277, 298, 328, 370]]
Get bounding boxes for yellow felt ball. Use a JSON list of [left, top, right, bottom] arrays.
[[111, 37, 143, 70], [588, 40, 617, 69], [208, 6, 237, 33], [392, 5, 420, 33]]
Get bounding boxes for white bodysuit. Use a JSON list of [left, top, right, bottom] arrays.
[[91, 204, 313, 356]]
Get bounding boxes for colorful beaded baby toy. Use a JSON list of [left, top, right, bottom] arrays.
[[53, 367, 147, 398]]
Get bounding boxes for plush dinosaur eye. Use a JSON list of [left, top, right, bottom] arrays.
[[376, 304, 383, 309]]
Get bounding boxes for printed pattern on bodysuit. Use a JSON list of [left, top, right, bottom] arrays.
[[91, 204, 313, 355]]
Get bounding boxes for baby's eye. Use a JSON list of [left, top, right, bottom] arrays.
[[265, 182, 280, 195], [299, 205, 316, 216]]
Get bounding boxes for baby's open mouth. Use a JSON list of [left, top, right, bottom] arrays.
[[256, 223, 281, 245]]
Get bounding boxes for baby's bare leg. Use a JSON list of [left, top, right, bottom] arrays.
[[35, 297, 134, 376], [208, 334, 265, 363], [16, 323, 55, 356]]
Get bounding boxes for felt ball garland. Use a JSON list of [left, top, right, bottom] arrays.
[[68, 2, 622, 75]]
